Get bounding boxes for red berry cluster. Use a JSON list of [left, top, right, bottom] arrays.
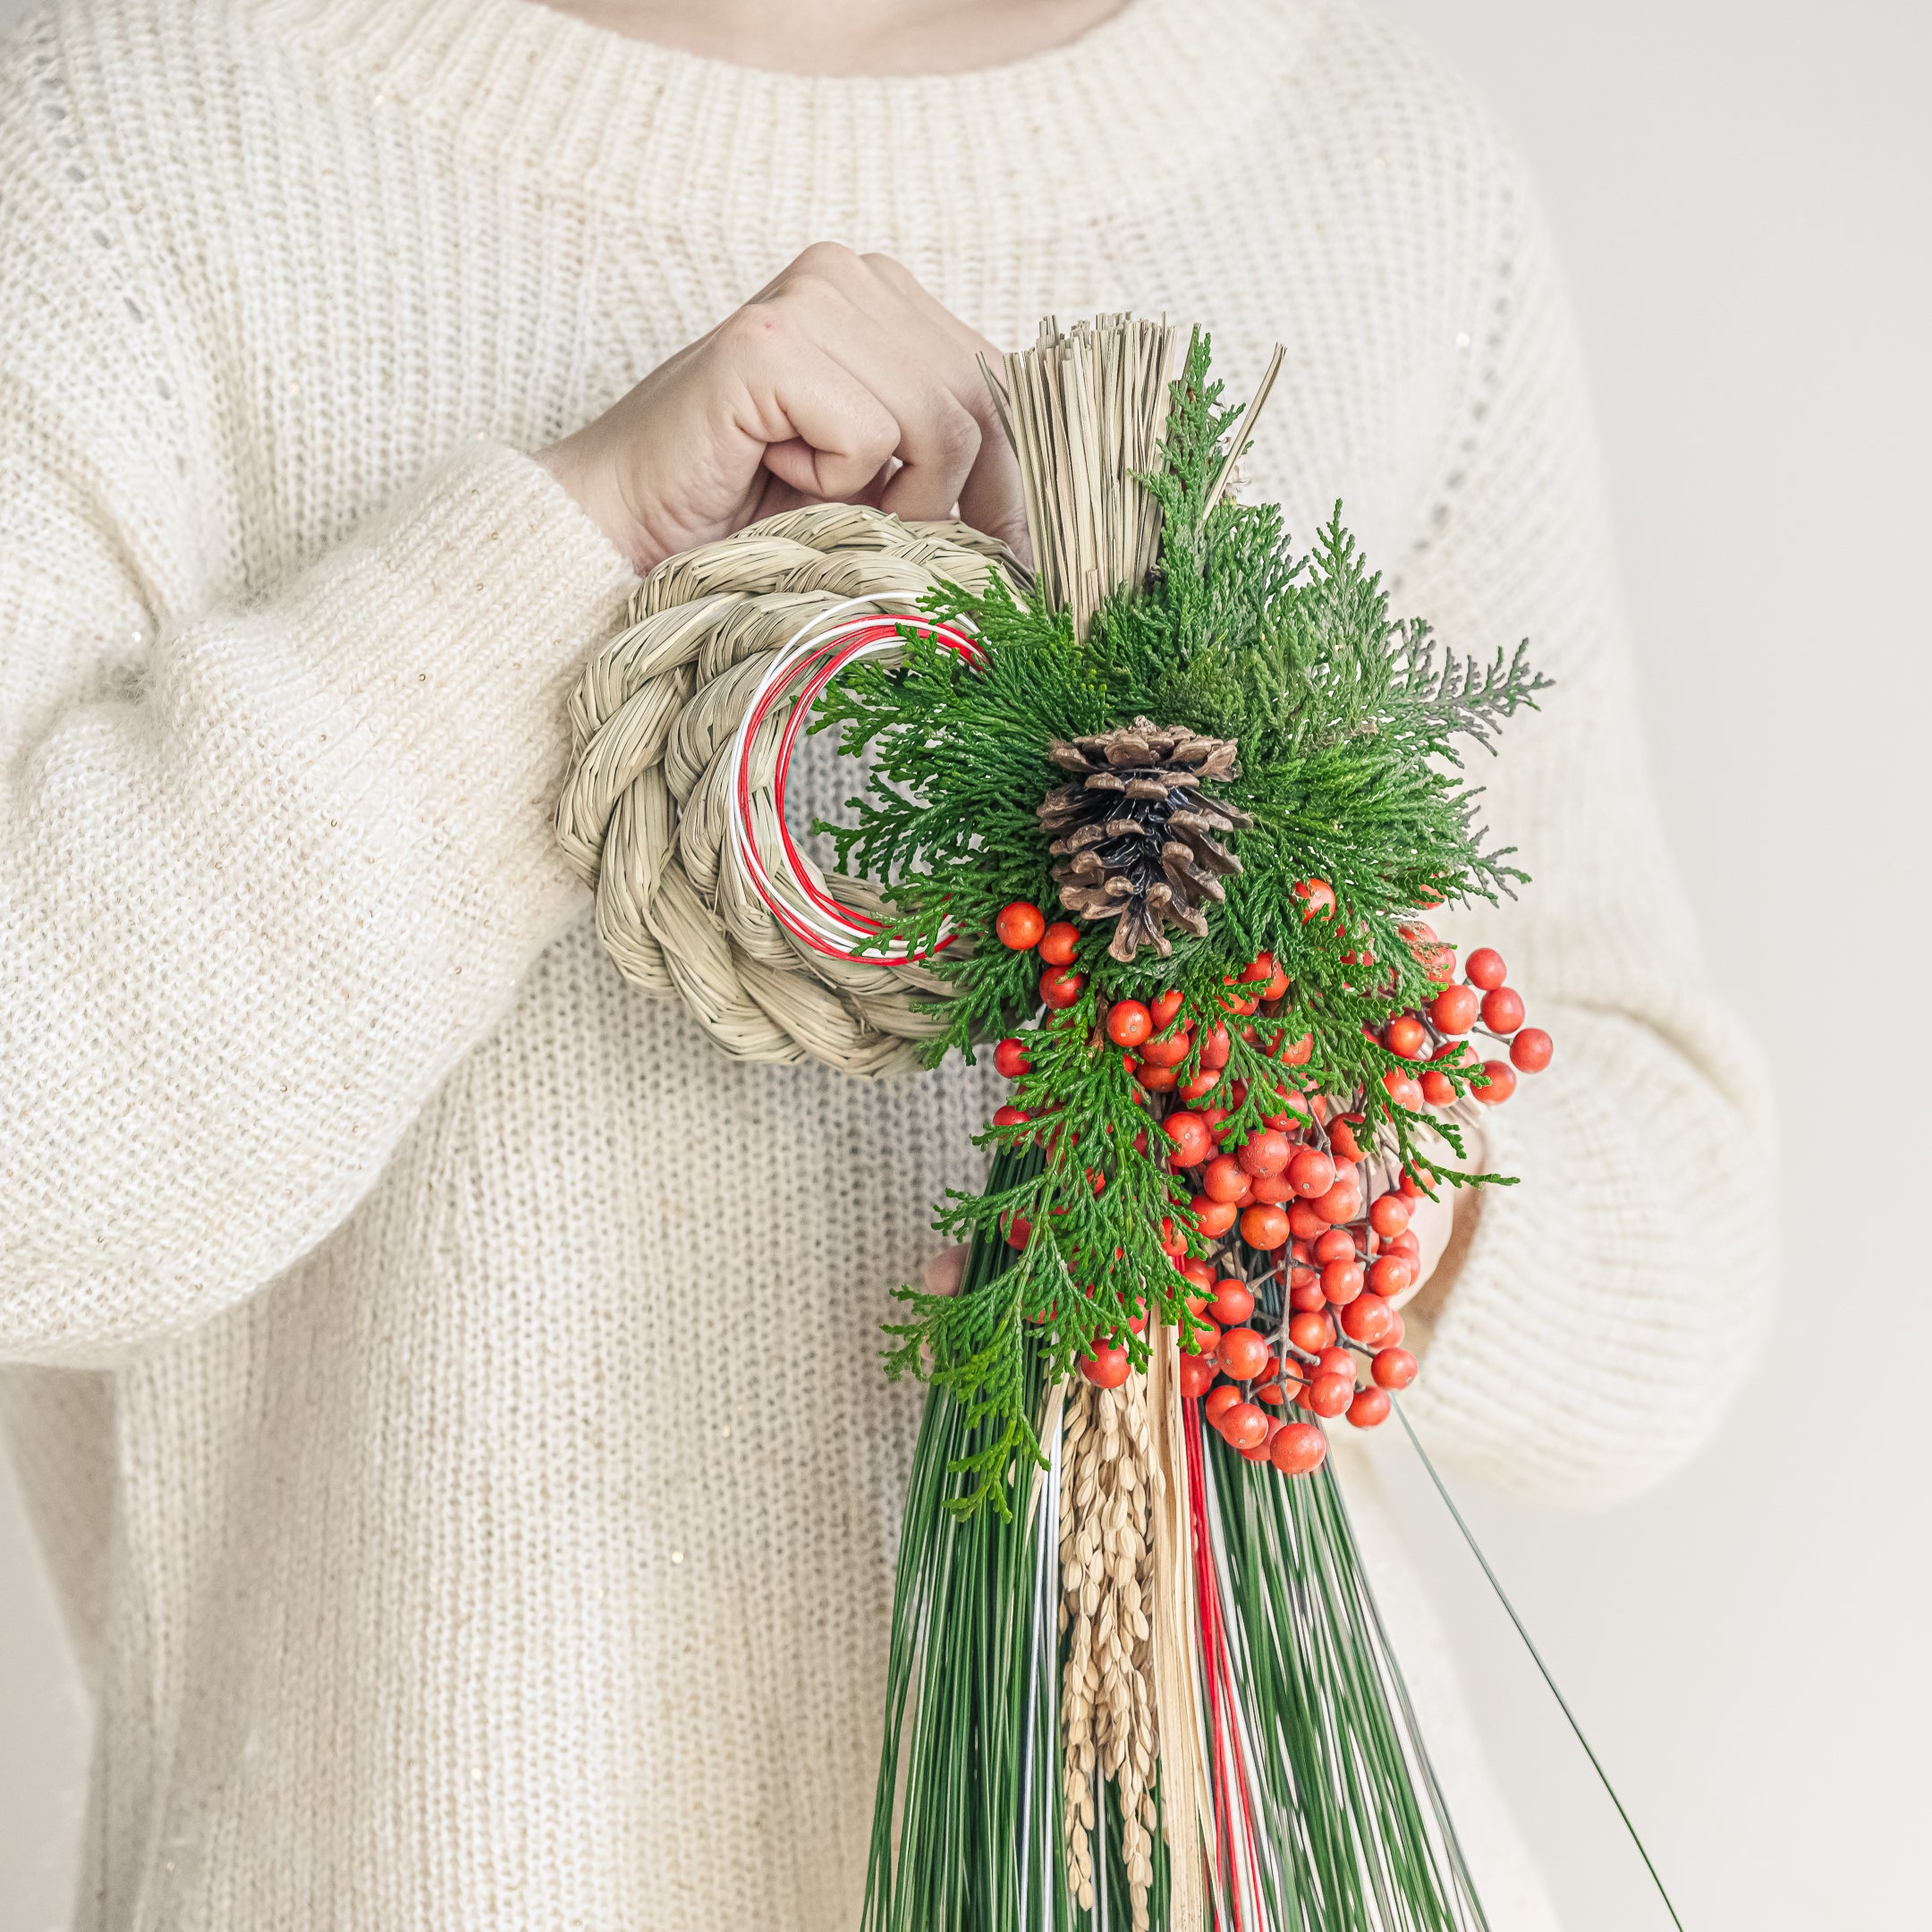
[[1382, 935, 1554, 1112], [985, 898, 1558, 1478]]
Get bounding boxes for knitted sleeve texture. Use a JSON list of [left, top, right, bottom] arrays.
[[1393, 148, 1775, 1505], [0, 77, 634, 1368]]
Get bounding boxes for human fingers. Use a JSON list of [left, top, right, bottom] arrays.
[[920, 1246, 970, 1298]]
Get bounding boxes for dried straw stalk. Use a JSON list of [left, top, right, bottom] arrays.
[[982, 315, 1179, 639]]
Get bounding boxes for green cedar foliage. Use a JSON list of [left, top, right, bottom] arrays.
[[814, 333, 1549, 1513]]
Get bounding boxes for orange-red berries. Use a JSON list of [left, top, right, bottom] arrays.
[[1465, 947, 1506, 990], [1039, 964, 1085, 1009], [1269, 1422, 1326, 1475], [1037, 921, 1080, 966], [1240, 1203, 1292, 1250], [993, 1037, 1030, 1078], [1106, 999, 1152, 1047], [1511, 1026, 1554, 1072], [996, 901, 1045, 949]]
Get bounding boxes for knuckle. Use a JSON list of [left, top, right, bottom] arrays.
[[934, 394, 980, 465], [789, 239, 861, 283], [719, 301, 792, 354]]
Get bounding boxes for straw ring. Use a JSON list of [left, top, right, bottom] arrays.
[[555, 502, 1026, 1076]]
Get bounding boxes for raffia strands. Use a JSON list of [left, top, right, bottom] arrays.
[[1059, 1374, 1160, 1927], [982, 315, 1178, 639]]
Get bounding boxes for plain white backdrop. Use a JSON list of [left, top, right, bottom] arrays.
[[1, 2, 1926, 1928]]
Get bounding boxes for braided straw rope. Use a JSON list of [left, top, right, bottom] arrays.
[[556, 504, 1023, 1075]]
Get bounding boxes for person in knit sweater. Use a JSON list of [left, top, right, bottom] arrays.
[[0, 0, 1772, 1926]]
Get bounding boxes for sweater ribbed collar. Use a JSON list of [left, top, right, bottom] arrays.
[[262, 0, 1318, 233]]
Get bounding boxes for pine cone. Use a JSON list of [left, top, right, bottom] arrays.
[[1038, 716, 1251, 962]]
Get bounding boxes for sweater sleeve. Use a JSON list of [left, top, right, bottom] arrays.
[[0, 154, 634, 1368], [1390, 148, 1776, 1505]]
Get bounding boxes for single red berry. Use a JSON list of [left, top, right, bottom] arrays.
[[1191, 1196, 1239, 1238], [1474, 1059, 1517, 1106], [991, 1104, 1030, 1128], [1208, 1279, 1255, 1326], [1178, 1068, 1222, 1102], [1177, 1352, 1218, 1398], [1257, 1385, 1287, 1409], [992, 1037, 1030, 1079], [1287, 1148, 1336, 1199], [1106, 999, 1152, 1047], [1199, 1022, 1233, 1071], [1240, 1203, 1291, 1250], [1313, 1177, 1362, 1226], [1287, 1200, 1327, 1243], [1138, 1029, 1192, 1069], [1419, 1069, 1458, 1106], [1372, 1347, 1419, 1391], [1239, 952, 1275, 984], [1217, 1326, 1271, 1380], [1293, 877, 1336, 923], [1037, 921, 1080, 966], [1202, 1154, 1248, 1204], [1150, 989, 1185, 1030], [1039, 964, 1085, 1009], [1270, 1421, 1327, 1476], [1204, 1384, 1242, 1426], [1137, 1062, 1177, 1092], [1511, 1026, 1554, 1072], [1327, 1115, 1367, 1163], [1320, 1259, 1365, 1305], [1220, 1402, 1269, 1450], [1274, 1030, 1314, 1066], [1233, 1130, 1289, 1180], [1313, 1228, 1358, 1265], [1307, 1373, 1353, 1419], [1262, 964, 1292, 1000], [1480, 986, 1526, 1034], [1367, 1253, 1412, 1298], [996, 901, 1046, 950], [1314, 1346, 1358, 1385], [1289, 1275, 1327, 1312], [1177, 1255, 1216, 1292], [1382, 1070, 1424, 1112], [1385, 1014, 1429, 1060], [1080, 1342, 1131, 1389], [1429, 983, 1480, 1034], [1004, 1213, 1031, 1250], [1250, 1169, 1296, 1204], [1287, 1309, 1334, 1355], [1339, 1292, 1396, 1347], [1347, 1386, 1392, 1428], [1368, 1194, 1411, 1238], [1465, 947, 1507, 990]]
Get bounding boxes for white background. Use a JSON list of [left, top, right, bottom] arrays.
[[2, 1, 1927, 1927]]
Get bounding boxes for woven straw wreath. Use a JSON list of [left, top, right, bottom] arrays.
[[555, 503, 1026, 1076]]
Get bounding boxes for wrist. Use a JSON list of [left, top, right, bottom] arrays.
[[535, 433, 647, 573]]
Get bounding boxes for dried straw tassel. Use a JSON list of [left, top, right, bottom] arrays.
[[981, 315, 1178, 638]]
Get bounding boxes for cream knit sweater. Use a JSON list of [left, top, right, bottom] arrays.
[[0, 1, 1773, 1926]]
